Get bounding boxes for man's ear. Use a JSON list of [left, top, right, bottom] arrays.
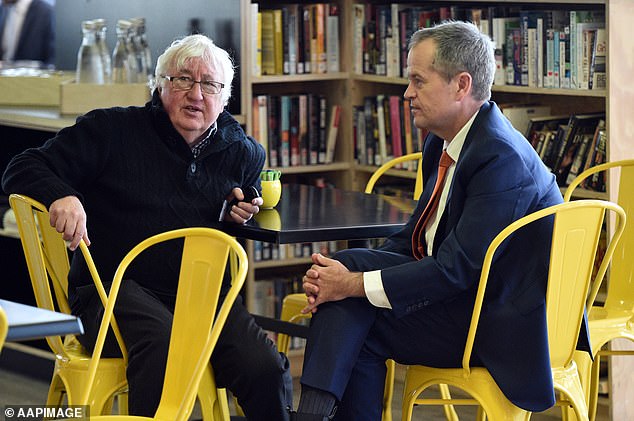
[[455, 71, 472, 100]]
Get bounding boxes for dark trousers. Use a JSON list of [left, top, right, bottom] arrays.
[[72, 279, 293, 420], [301, 248, 476, 421]]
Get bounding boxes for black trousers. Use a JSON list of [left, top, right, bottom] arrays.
[[71, 279, 293, 420]]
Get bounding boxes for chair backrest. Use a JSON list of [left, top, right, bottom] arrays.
[[0, 305, 8, 352], [461, 200, 625, 376], [83, 227, 248, 421], [365, 152, 423, 200], [8, 194, 125, 360], [564, 159, 634, 311]]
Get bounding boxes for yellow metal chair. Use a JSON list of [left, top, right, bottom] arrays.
[[79, 227, 247, 421], [0, 304, 8, 353], [365, 152, 424, 200], [275, 153, 425, 421], [563, 159, 634, 421], [9, 194, 129, 414], [401, 199, 626, 421]]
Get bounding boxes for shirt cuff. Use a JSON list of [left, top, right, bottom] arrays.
[[363, 270, 392, 309]]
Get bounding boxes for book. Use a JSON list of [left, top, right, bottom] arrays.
[[267, 95, 280, 168], [273, 9, 284, 75], [326, 4, 340, 73], [376, 94, 388, 165], [302, 5, 312, 73], [590, 28, 606, 89], [565, 132, 595, 185], [307, 94, 319, 165], [570, 10, 605, 89], [353, 105, 366, 164], [261, 10, 276, 75], [525, 114, 570, 145], [325, 104, 342, 164], [386, 3, 401, 78], [581, 118, 606, 175], [364, 96, 377, 165], [318, 96, 328, 163], [502, 103, 552, 135], [551, 112, 604, 183], [255, 95, 269, 166], [352, 4, 365, 74], [311, 3, 326, 74], [298, 94, 308, 165], [251, 3, 262, 77], [286, 4, 300, 75], [389, 95, 403, 161], [289, 95, 301, 166], [279, 95, 291, 167], [587, 128, 607, 191]]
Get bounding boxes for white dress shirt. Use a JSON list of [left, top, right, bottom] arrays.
[[364, 110, 479, 309]]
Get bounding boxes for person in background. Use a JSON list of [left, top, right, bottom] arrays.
[[290, 21, 577, 420], [0, 0, 55, 67], [2, 34, 292, 420]]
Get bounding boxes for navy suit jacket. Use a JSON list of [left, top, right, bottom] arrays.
[[0, 0, 55, 65], [378, 101, 577, 411]]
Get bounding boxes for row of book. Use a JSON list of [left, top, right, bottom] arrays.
[[252, 240, 338, 263], [352, 4, 606, 90], [252, 94, 341, 168], [524, 112, 606, 190], [353, 94, 427, 168], [251, 3, 340, 76]]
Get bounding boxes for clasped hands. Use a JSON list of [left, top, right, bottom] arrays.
[[302, 253, 365, 314]]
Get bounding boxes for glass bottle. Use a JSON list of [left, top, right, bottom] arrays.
[[111, 19, 136, 83], [93, 19, 112, 83], [130, 17, 152, 82], [76, 20, 105, 84]]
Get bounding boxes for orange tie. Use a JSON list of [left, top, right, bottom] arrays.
[[412, 150, 454, 260]]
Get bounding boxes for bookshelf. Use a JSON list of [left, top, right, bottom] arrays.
[[239, 1, 633, 416]]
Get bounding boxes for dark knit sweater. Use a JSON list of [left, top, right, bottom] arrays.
[[2, 93, 265, 295]]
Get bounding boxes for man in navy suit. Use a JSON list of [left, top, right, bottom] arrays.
[[290, 21, 570, 420], [0, 0, 55, 66]]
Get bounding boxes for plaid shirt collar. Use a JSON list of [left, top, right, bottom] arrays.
[[190, 122, 217, 159]]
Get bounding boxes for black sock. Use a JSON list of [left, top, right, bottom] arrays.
[[297, 385, 337, 416]]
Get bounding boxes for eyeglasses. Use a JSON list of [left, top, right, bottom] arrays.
[[163, 75, 224, 95]]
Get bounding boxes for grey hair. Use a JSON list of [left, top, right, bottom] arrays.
[[408, 20, 495, 101], [150, 34, 235, 106]]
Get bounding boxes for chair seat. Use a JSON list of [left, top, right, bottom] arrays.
[[49, 343, 127, 414], [402, 365, 531, 420], [587, 310, 634, 354]]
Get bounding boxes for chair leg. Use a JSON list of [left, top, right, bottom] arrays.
[[438, 384, 459, 421], [46, 375, 66, 408], [197, 365, 231, 420], [587, 354, 602, 421], [382, 359, 395, 421], [475, 405, 487, 421]]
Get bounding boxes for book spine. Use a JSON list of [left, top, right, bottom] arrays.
[[326, 4, 340, 73], [325, 104, 342, 164]]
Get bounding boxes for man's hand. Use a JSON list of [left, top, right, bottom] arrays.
[[302, 253, 365, 314], [224, 187, 263, 224], [48, 196, 90, 251]]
